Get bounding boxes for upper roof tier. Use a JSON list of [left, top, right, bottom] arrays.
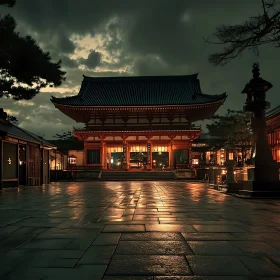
[[51, 74, 226, 107]]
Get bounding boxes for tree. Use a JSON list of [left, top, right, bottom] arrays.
[[206, 109, 252, 146], [0, 108, 18, 124], [53, 130, 76, 140], [0, 1, 66, 100], [206, 0, 280, 65]]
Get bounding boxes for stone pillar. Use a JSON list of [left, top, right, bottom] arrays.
[[242, 63, 278, 183]]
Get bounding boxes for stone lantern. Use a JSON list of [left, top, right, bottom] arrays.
[[241, 63, 280, 196], [68, 154, 77, 179], [224, 139, 236, 183]]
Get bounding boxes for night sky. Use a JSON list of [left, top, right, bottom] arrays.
[[1, 0, 279, 138]]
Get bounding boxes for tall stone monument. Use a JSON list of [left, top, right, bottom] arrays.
[[241, 63, 280, 197]]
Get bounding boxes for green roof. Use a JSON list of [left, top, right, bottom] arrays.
[[51, 74, 226, 107]]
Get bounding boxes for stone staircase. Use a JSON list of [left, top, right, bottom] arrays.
[[100, 171, 175, 181]]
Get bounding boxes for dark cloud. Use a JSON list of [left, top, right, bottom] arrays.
[[80, 50, 102, 69], [0, 0, 279, 138]]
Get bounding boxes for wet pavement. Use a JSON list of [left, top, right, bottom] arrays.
[[0, 181, 280, 279]]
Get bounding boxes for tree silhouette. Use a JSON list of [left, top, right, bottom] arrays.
[[206, 0, 280, 65], [0, 1, 66, 100], [53, 130, 76, 140]]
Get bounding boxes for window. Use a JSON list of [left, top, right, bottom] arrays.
[[87, 150, 100, 164]]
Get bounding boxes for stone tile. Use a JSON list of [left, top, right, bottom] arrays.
[[92, 233, 121, 245], [121, 232, 184, 241], [187, 256, 251, 276], [3, 264, 107, 280], [188, 241, 242, 255], [106, 255, 192, 276], [116, 241, 193, 255], [20, 239, 73, 249], [103, 225, 145, 232], [145, 224, 196, 232], [192, 225, 246, 233], [78, 246, 116, 264], [239, 226, 279, 233], [103, 277, 153, 280], [230, 233, 280, 241], [154, 277, 253, 280], [238, 256, 280, 277], [182, 233, 237, 241], [231, 241, 280, 256]]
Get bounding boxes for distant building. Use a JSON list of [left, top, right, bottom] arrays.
[[266, 105, 280, 162], [0, 109, 56, 188], [51, 74, 226, 171]]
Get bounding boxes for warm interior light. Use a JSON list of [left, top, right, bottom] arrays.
[[229, 152, 234, 160]]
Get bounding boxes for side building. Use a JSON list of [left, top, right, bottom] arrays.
[[51, 74, 226, 171], [0, 109, 56, 188]]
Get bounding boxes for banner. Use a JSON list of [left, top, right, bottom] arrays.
[[147, 143, 151, 164]]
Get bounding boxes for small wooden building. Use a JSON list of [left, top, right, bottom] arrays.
[[51, 74, 227, 171], [0, 110, 56, 188]]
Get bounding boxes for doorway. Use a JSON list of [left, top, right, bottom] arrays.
[[19, 145, 26, 185]]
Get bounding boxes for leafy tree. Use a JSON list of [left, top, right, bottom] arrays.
[[206, 109, 252, 146], [206, 0, 280, 65], [53, 130, 76, 140], [0, 1, 66, 100]]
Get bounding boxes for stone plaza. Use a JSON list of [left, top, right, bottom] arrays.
[[1, 181, 280, 279]]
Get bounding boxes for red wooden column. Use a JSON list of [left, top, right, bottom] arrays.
[[99, 135, 106, 170], [121, 135, 128, 170], [169, 135, 175, 170]]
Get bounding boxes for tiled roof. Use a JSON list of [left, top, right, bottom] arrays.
[[0, 122, 56, 148], [51, 74, 226, 107]]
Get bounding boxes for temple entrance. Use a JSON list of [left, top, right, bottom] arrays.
[[107, 145, 124, 169], [152, 144, 169, 170], [174, 149, 189, 169], [19, 145, 27, 185], [129, 144, 147, 170]]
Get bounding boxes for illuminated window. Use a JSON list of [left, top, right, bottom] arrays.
[[192, 158, 199, 165], [107, 146, 123, 153], [153, 144, 168, 152]]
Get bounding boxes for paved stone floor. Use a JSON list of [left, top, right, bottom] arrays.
[[1, 181, 280, 280]]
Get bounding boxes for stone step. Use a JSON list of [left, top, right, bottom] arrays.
[[100, 171, 174, 180]]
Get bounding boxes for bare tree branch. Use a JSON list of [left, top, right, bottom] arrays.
[[206, 0, 280, 65]]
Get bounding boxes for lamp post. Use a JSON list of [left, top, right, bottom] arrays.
[[241, 63, 280, 196], [68, 154, 77, 179], [225, 139, 236, 183]]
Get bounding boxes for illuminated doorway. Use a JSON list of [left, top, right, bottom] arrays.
[[152, 144, 169, 169], [107, 146, 123, 169], [129, 144, 147, 169]]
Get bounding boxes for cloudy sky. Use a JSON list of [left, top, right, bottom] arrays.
[[1, 0, 279, 139]]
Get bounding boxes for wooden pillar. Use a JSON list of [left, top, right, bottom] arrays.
[[100, 139, 105, 170], [169, 135, 175, 170], [121, 135, 128, 170]]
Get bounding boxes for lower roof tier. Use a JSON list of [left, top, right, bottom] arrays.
[[53, 102, 225, 123], [73, 128, 202, 140]]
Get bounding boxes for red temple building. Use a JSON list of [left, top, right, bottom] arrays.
[[51, 74, 226, 171], [266, 105, 280, 162]]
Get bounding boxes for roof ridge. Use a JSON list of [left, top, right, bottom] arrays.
[[82, 73, 199, 80]]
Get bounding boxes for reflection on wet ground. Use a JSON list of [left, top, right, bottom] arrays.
[[1, 181, 280, 279]]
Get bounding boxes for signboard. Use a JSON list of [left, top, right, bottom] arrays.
[[123, 143, 127, 164], [147, 143, 151, 164]]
